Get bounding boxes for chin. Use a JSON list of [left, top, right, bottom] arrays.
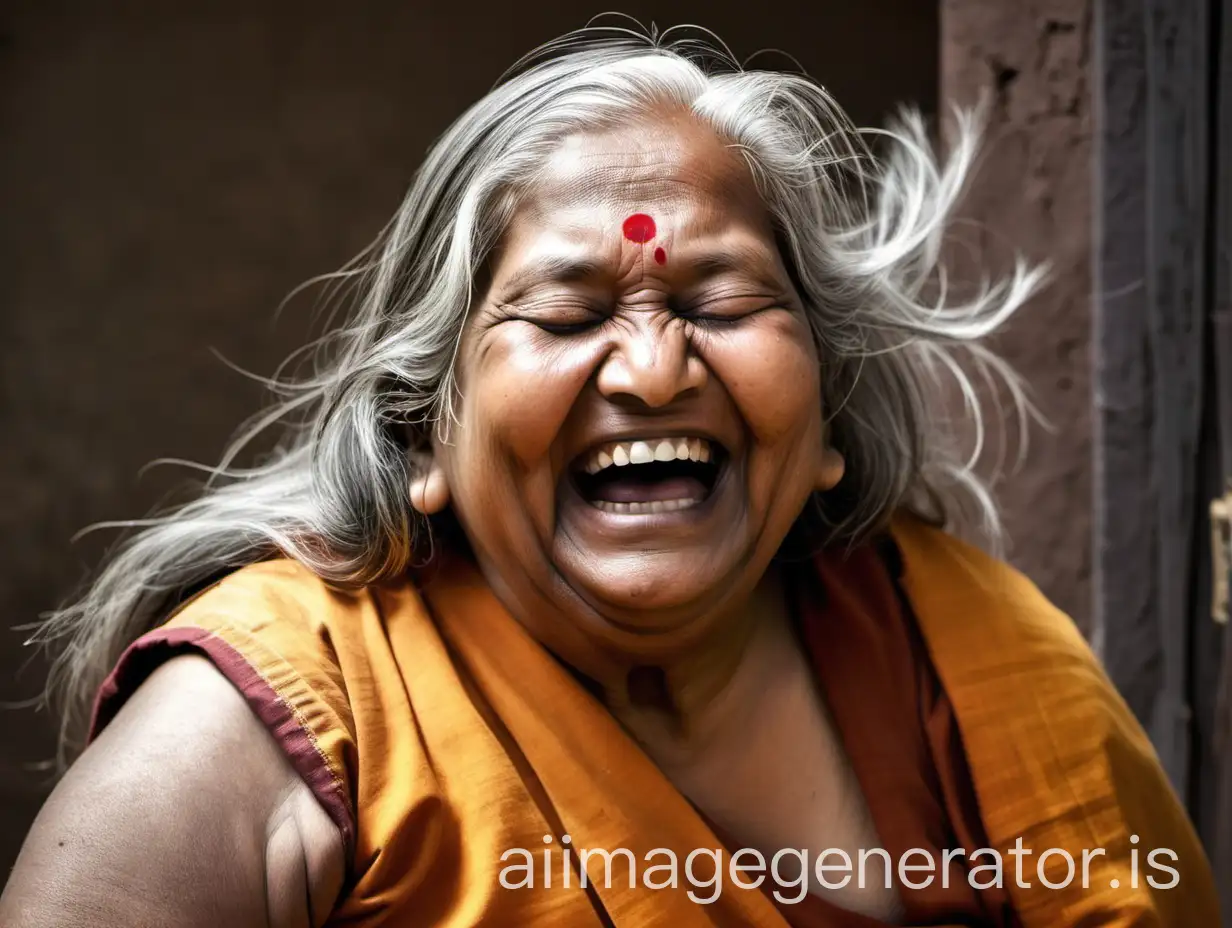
[[559, 552, 748, 638]]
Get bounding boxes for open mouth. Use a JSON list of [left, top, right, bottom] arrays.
[[571, 437, 725, 515]]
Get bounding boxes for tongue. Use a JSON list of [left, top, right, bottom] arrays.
[[593, 475, 708, 504]]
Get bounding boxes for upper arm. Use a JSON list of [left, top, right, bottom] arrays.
[[0, 655, 345, 928]]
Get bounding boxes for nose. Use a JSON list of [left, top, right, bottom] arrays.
[[595, 314, 708, 408]]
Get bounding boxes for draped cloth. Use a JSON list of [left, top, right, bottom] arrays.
[[90, 516, 1220, 926]]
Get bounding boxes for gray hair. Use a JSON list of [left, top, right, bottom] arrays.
[[38, 23, 1044, 756]]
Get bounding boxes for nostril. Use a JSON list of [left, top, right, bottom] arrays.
[[594, 331, 704, 408], [604, 389, 701, 412], [596, 365, 704, 410]]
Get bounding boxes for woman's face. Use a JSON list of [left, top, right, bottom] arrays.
[[433, 110, 841, 671]]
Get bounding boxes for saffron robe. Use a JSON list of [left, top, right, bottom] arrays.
[[90, 517, 1221, 926]]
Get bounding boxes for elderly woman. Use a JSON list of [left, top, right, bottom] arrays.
[[0, 24, 1218, 928]]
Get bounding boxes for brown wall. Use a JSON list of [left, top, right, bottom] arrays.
[[0, 1, 937, 879], [941, 0, 1094, 630]]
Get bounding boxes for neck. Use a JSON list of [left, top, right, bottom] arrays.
[[603, 564, 794, 764]]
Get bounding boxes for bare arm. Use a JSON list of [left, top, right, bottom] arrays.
[[0, 655, 345, 928]]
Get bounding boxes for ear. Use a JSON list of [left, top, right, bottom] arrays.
[[815, 445, 846, 494], [408, 453, 451, 515]]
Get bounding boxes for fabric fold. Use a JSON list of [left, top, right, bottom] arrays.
[[87, 519, 1221, 926]]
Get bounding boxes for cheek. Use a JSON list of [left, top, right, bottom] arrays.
[[453, 327, 605, 474], [704, 315, 823, 446]]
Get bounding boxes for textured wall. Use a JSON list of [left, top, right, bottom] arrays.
[[0, 0, 937, 880], [941, 0, 1094, 630]]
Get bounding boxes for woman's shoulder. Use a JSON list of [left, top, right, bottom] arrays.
[[95, 555, 428, 766], [889, 514, 1091, 660], [89, 557, 433, 860], [139, 556, 439, 681], [889, 518, 1219, 923], [5, 649, 346, 928], [166, 557, 392, 637], [886, 515, 1139, 776]]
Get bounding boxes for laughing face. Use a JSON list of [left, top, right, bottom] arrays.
[[425, 110, 844, 682]]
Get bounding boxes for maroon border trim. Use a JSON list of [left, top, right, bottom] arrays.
[[89, 626, 356, 858]]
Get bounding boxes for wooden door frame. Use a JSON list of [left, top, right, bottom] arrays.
[[1093, 0, 1229, 915]]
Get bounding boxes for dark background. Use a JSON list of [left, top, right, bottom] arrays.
[[0, 1, 938, 877]]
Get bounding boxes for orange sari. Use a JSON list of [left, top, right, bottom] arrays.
[[90, 517, 1220, 926]]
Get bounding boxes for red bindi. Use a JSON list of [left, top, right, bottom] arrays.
[[622, 213, 657, 244], [653, 246, 667, 265]]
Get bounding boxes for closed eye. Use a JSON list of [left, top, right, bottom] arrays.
[[497, 300, 608, 335], [532, 317, 606, 335], [677, 295, 785, 324]]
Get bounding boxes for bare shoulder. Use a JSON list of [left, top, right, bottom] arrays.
[[0, 655, 345, 928]]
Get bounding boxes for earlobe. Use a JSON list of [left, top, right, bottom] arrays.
[[409, 462, 451, 515], [816, 446, 845, 493]]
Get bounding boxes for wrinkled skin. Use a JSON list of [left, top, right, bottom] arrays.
[[419, 111, 898, 918], [0, 111, 898, 928], [427, 109, 845, 719]]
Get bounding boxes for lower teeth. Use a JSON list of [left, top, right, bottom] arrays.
[[593, 498, 699, 515]]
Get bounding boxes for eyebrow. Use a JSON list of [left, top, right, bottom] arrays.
[[688, 245, 784, 286], [494, 256, 610, 303]]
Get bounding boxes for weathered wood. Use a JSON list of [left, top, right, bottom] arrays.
[[1208, 0, 1232, 912], [1191, 403, 1226, 880], [1093, 0, 1160, 730], [1099, 0, 1232, 908], [1141, 0, 1211, 802], [1096, 0, 1214, 806]]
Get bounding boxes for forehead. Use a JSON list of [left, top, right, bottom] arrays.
[[509, 113, 774, 250]]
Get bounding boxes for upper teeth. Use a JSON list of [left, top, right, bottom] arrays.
[[582, 438, 712, 474]]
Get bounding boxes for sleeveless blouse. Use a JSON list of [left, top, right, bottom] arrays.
[[89, 519, 1219, 926]]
